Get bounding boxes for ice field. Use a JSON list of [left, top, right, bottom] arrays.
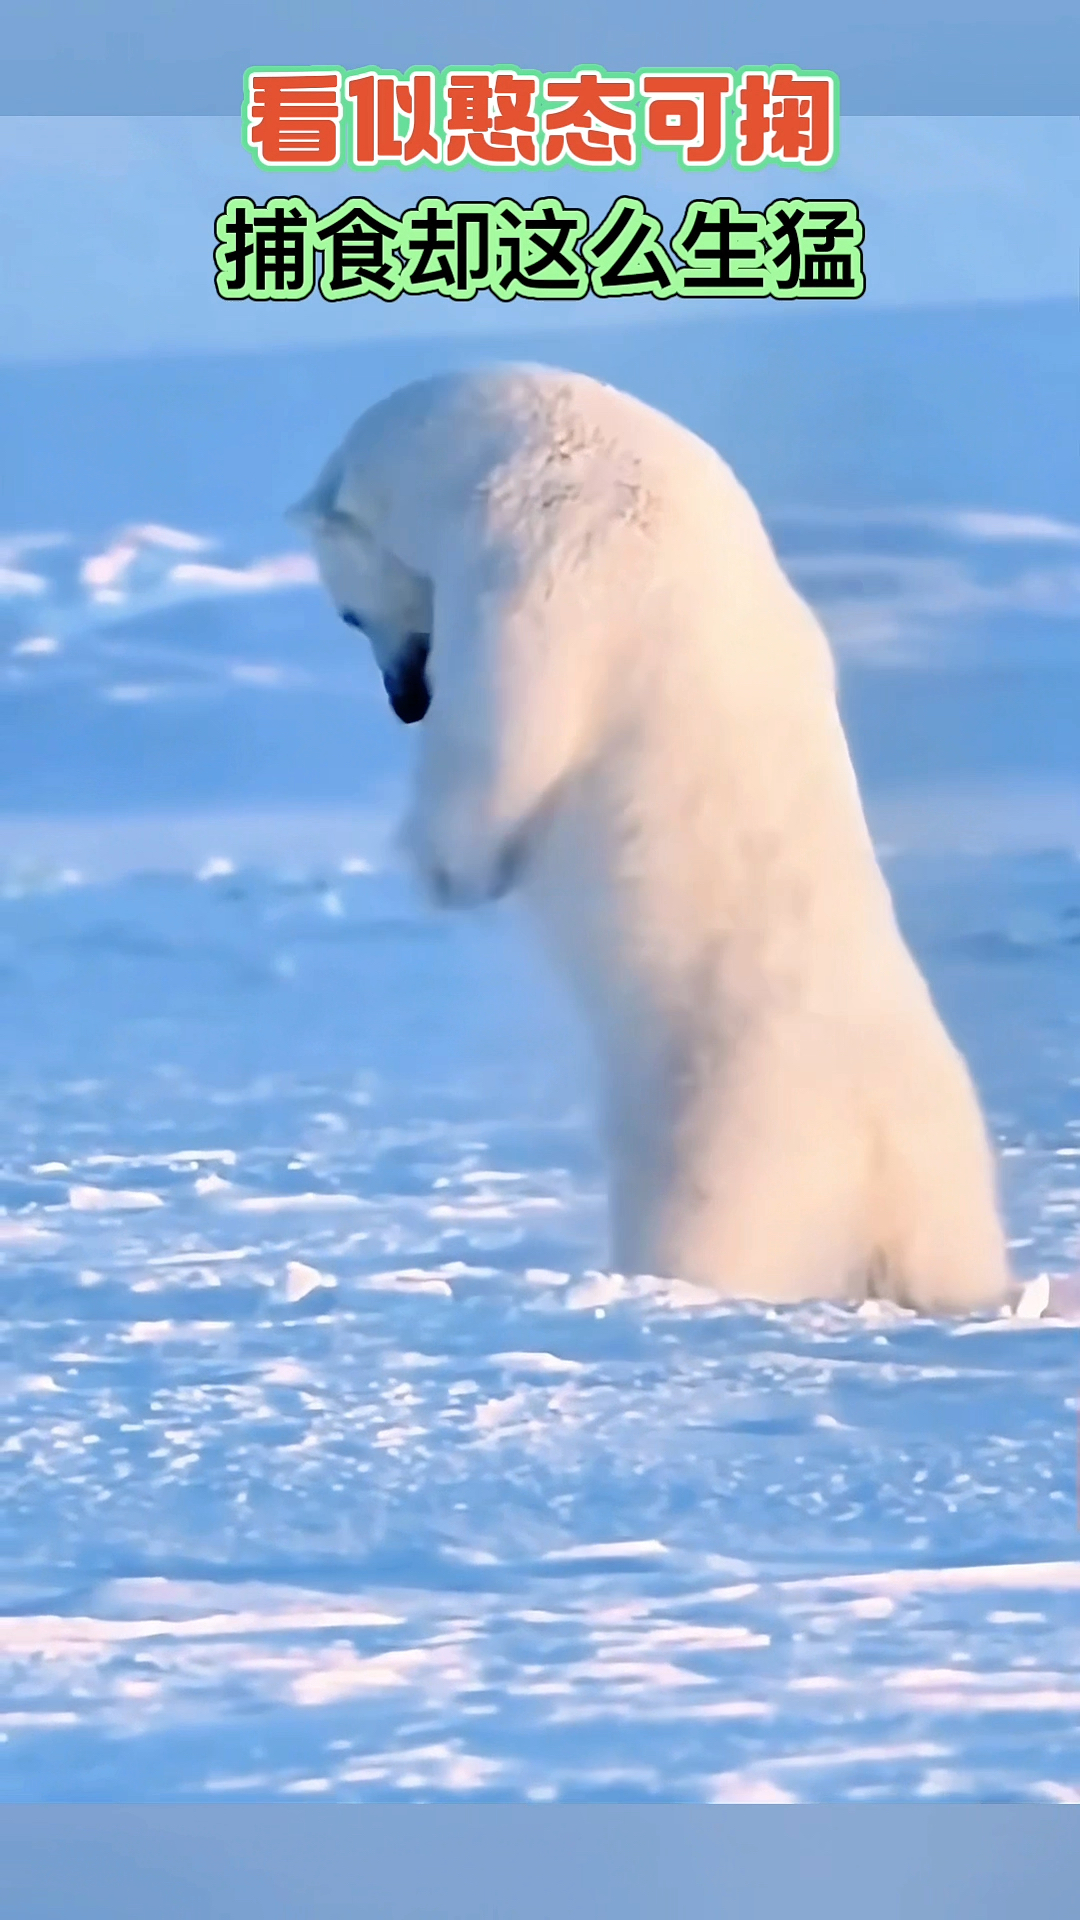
[[0, 300, 1078, 1800]]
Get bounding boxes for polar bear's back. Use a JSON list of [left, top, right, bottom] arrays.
[[342, 362, 710, 465], [333, 363, 739, 538]]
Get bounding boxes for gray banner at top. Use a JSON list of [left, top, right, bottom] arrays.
[[3, 0, 1079, 115]]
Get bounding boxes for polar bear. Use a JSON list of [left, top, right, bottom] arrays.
[[289, 363, 1012, 1315]]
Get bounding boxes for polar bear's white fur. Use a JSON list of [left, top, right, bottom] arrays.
[[290, 364, 1011, 1314]]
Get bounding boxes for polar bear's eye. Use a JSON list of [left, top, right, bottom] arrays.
[[341, 608, 370, 632]]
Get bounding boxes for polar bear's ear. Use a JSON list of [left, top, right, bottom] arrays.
[[285, 454, 346, 533], [284, 494, 323, 533]]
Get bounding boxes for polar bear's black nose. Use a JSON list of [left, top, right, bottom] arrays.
[[384, 632, 431, 724]]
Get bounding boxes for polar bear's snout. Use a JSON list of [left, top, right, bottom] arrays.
[[338, 609, 432, 723], [383, 631, 432, 725]]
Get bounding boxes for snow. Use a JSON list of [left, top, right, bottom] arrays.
[[0, 299, 1077, 1802]]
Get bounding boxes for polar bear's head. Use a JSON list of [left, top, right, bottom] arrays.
[[288, 462, 435, 726], [290, 375, 631, 909]]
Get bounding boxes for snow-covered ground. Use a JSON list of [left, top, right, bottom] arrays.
[[1, 302, 1078, 1801]]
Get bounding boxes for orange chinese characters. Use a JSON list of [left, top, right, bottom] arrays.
[[347, 71, 440, 166], [542, 70, 636, 165], [245, 71, 343, 167], [735, 70, 837, 167], [640, 74, 733, 167], [443, 72, 541, 165]]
